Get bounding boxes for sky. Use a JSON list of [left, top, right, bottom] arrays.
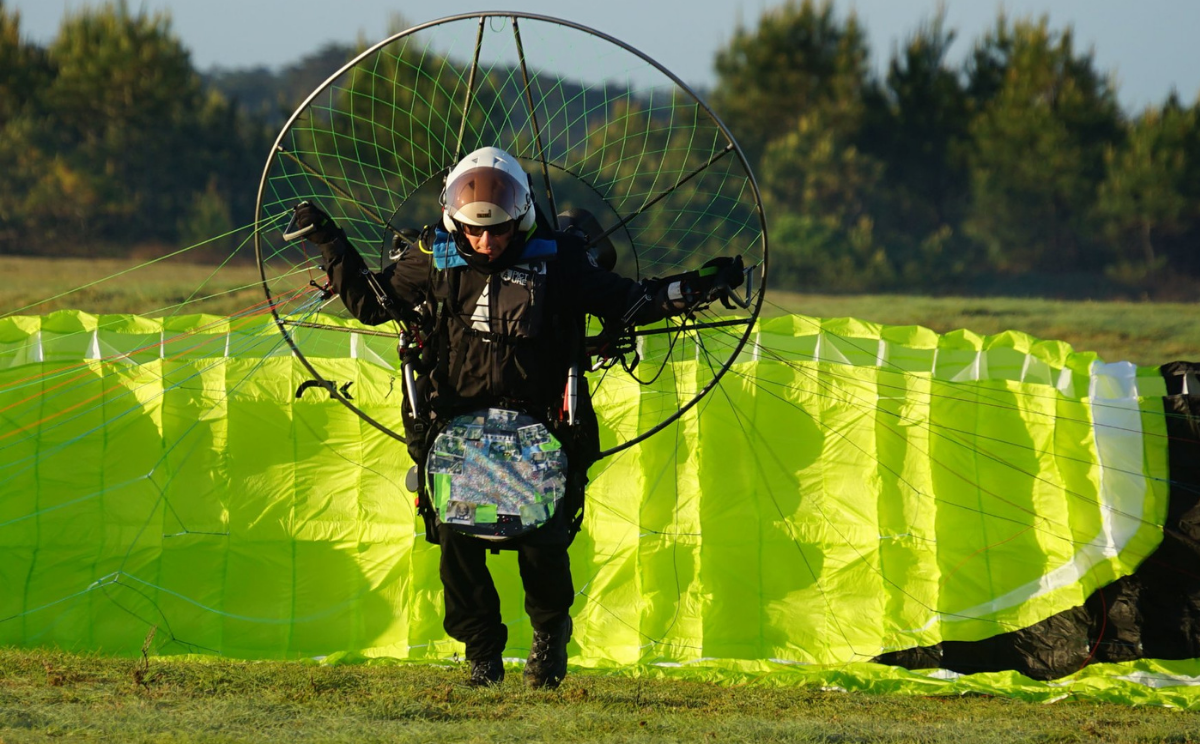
[[10, 0, 1200, 114]]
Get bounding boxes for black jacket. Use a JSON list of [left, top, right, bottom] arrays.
[[317, 221, 673, 420]]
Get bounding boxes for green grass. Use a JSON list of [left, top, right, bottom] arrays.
[[1, 649, 1196, 743], [5, 256, 1197, 366], [766, 291, 1199, 367], [2, 255, 265, 319]]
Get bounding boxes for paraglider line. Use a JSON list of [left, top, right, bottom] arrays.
[[1143, 553, 1200, 582], [277, 320, 401, 339], [765, 299, 1200, 443], [293, 406, 405, 497], [114, 572, 397, 626], [155, 276, 292, 319], [110, 334, 307, 574], [624, 317, 687, 386], [657, 346, 699, 641], [0, 285, 304, 433], [712, 361, 1050, 633], [692, 333, 876, 652], [1080, 588, 1108, 671], [594, 298, 761, 458], [573, 588, 702, 653], [0, 306, 301, 483], [0, 289, 302, 400], [99, 576, 182, 651], [166, 217, 263, 319], [628, 318, 752, 337], [565, 437, 719, 650], [703, 326, 1172, 566], [275, 145, 403, 238], [937, 525, 1037, 590], [761, 349, 1183, 524], [0, 582, 103, 627], [0, 216, 279, 320], [0, 298, 303, 444], [0, 477, 148, 529], [100, 320, 336, 613], [708, 325, 1157, 531]]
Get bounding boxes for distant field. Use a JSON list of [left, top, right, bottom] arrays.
[[5, 255, 264, 319], [769, 290, 1200, 367], [5, 255, 1198, 366]]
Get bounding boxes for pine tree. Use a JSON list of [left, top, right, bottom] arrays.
[[45, 1, 205, 243], [710, 0, 870, 168], [710, 0, 885, 289], [1094, 100, 1199, 280], [963, 15, 1123, 275], [858, 12, 977, 285]]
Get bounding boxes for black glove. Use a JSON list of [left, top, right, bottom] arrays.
[[389, 227, 422, 260], [667, 255, 745, 310], [292, 201, 340, 244]]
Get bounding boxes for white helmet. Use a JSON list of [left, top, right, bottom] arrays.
[[441, 146, 535, 234]]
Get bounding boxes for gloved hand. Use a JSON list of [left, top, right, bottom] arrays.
[[668, 255, 745, 310], [694, 256, 745, 304], [389, 227, 422, 260], [292, 201, 340, 244]]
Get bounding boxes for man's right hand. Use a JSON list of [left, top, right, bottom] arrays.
[[293, 202, 340, 244], [660, 255, 746, 311], [692, 256, 745, 306]]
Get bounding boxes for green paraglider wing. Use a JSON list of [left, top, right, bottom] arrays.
[[0, 311, 1173, 680]]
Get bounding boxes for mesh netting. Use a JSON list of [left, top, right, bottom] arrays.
[[254, 13, 767, 454]]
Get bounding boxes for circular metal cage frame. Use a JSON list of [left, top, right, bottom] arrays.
[[253, 11, 768, 459]]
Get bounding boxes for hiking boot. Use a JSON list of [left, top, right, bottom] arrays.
[[524, 617, 571, 690], [467, 657, 505, 687]]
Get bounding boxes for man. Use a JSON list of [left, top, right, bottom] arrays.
[[293, 146, 742, 688]]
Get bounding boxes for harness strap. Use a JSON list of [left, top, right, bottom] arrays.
[[445, 273, 468, 388]]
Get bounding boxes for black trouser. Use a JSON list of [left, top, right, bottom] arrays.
[[438, 515, 575, 661]]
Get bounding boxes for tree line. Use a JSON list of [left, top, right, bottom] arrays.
[[2, 0, 1198, 296], [711, 1, 1200, 296], [0, 2, 270, 257]]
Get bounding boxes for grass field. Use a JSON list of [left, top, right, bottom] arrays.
[[768, 290, 1200, 368], [5, 255, 265, 320], [6, 255, 1198, 366], [2, 649, 1198, 743]]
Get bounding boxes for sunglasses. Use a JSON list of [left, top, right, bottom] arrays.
[[461, 221, 516, 238]]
